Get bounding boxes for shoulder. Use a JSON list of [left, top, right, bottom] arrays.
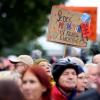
[[74, 89, 100, 100]]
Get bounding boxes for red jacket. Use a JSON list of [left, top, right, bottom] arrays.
[[51, 85, 68, 100], [51, 85, 77, 100]]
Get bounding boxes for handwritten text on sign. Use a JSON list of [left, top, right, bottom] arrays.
[[47, 6, 87, 47]]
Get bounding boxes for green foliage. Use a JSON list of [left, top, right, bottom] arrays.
[[1, 40, 47, 57], [89, 42, 100, 55], [0, 0, 66, 50]]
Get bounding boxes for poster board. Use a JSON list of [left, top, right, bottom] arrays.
[[58, 5, 97, 41], [47, 6, 88, 47]]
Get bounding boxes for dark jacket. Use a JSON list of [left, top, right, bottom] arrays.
[[74, 89, 100, 100]]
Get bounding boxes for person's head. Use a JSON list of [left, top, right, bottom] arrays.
[[52, 59, 79, 91], [65, 57, 87, 92], [77, 71, 88, 93], [50, 56, 57, 64], [34, 58, 52, 78], [31, 49, 42, 60], [0, 57, 10, 71], [96, 63, 100, 94], [0, 80, 25, 100], [75, 63, 88, 93], [85, 63, 98, 88], [0, 58, 4, 69], [92, 54, 100, 64], [14, 77, 23, 91], [9, 55, 33, 74], [22, 65, 51, 100]]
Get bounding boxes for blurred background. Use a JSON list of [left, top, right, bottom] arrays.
[[0, 0, 100, 63]]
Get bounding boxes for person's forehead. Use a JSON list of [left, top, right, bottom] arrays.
[[94, 55, 100, 59], [63, 68, 76, 73], [78, 73, 85, 77], [23, 71, 35, 79], [93, 55, 100, 62], [94, 58, 100, 62], [89, 66, 97, 70], [39, 61, 49, 65], [88, 67, 97, 73], [86, 64, 97, 71]]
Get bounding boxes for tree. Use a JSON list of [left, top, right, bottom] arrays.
[[89, 42, 100, 55], [0, 0, 66, 50]]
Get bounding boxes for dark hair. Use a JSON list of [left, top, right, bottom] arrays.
[[0, 80, 25, 100], [22, 65, 52, 100]]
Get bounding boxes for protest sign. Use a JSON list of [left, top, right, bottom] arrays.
[[47, 6, 89, 47], [57, 5, 97, 41]]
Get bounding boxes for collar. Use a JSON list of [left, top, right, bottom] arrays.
[[57, 85, 77, 100]]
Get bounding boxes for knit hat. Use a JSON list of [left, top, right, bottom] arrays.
[[52, 59, 79, 83], [34, 58, 48, 64], [9, 55, 33, 66]]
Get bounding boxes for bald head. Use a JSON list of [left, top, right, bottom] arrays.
[[92, 54, 100, 64]]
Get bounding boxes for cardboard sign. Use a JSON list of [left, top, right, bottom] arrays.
[[58, 5, 97, 41], [47, 6, 88, 47]]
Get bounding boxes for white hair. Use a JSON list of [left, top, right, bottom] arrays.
[[84, 63, 97, 73]]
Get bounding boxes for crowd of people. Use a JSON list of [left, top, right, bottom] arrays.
[[0, 53, 100, 100]]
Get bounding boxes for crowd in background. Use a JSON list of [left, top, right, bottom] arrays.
[[0, 51, 100, 100]]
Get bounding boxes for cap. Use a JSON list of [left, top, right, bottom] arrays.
[[9, 55, 33, 66]]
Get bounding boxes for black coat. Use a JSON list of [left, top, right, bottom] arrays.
[[74, 89, 100, 100]]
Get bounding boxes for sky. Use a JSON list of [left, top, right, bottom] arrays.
[[38, 0, 100, 51]]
